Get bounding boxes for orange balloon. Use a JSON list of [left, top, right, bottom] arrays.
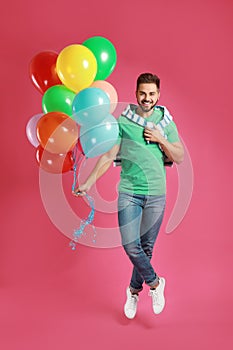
[[91, 80, 118, 113], [36, 145, 74, 173], [37, 112, 78, 154]]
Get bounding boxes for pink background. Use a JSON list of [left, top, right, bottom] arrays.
[[1, 0, 233, 349]]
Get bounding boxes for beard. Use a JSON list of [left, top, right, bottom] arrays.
[[138, 99, 158, 112]]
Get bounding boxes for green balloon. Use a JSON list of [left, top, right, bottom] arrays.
[[42, 85, 76, 117], [82, 36, 117, 81]]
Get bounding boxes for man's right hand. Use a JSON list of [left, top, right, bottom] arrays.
[[72, 183, 90, 197]]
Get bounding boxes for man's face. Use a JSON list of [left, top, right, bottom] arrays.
[[136, 83, 160, 112]]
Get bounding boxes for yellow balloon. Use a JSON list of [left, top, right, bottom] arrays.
[[56, 44, 97, 93]]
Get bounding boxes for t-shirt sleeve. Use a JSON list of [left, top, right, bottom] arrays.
[[165, 121, 180, 143]]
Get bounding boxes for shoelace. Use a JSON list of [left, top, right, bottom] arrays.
[[129, 295, 138, 309], [149, 289, 161, 305]]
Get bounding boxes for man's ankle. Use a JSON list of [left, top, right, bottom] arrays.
[[129, 288, 139, 296], [150, 281, 159, 290]]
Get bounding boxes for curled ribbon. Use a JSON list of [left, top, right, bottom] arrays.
[[69, 147, 96, 251]]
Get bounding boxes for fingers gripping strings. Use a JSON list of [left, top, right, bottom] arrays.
[[69, 146, 96, 251]]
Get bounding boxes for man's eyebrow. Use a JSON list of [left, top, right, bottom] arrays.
[[138, 90, 157, 94]]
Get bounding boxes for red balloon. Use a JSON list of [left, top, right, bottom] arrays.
[[29, 51, 62, 94], [36, 145, 74, 173]]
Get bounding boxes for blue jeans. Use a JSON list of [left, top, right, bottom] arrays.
[[118, 192, 166, 293]]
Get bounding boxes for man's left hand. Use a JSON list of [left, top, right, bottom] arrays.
[[144, 125, 163, 143]]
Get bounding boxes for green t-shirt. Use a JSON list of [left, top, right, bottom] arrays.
[[116, 107, 180, 195]]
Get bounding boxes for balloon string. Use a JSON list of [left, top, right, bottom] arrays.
[[70, 146, 96, 251]]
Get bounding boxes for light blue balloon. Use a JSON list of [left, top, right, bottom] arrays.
[[80, 114, 119, 158], [72, 87, 110, 126]]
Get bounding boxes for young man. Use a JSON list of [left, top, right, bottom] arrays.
[[73, 73, 184, 319]]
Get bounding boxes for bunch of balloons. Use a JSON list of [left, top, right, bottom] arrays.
[[26, 36, 119, 174]]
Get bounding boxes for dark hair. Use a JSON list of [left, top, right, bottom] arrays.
[[136, 73, 160, 91]]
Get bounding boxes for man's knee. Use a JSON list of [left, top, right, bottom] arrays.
[[123, 241, 141, 258], [142, 242, 154, 259]]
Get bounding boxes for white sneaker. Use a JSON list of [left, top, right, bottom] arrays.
[[148, 277, 166, 314], [124, 287, 139, 319]]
